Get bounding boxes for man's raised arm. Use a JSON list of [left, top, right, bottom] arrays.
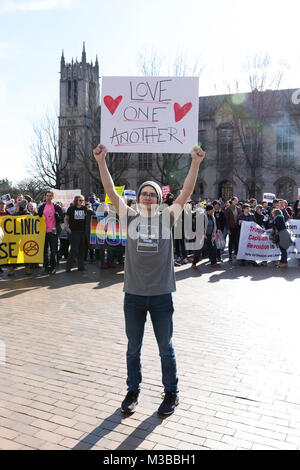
[[169, 146, 205, 220], [93, 144, 128, 218]]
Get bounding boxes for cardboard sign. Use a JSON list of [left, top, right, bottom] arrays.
[[123, 189, 136, 200], [0, 194, 11, 201], [52, 189, 81, 209], [105, 186, 125, 204], [0, 216, 46, 265], [263, 193, 275, 203], [101, 76, 199, 153]]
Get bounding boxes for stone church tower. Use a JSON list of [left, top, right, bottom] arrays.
[[59, 43, 100, 196]]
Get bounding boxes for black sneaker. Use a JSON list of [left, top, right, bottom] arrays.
[[157, 392, 179, 416], [49, 268, 56, 274], [121, 391, 139, 414]]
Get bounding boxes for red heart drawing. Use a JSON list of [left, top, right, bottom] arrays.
[[104, 95, 123, 115], [174, 102, 192, 122]]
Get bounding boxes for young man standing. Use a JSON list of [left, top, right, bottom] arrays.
[[38, 190, 64, 274], [93, 144, 205, 416], [225, 196, 241, 261]]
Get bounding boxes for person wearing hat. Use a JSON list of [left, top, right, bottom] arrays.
[[93, 143, 205, 417]]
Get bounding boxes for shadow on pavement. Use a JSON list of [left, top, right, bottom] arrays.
[[72, 409, 164, 450], [174, 260, 300, 283], [0, 261, 124, 299]]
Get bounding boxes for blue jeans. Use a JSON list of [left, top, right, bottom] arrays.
[[124, 293, 178, 393], [279, 246, 287, 263], [44, 232, 58, 269], [205, 235, 217, 264]]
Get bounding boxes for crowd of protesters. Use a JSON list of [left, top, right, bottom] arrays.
[[0, 189, 300, 277]]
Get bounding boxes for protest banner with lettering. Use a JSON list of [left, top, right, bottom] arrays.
[[287, 220, 300, 257], [105, 186, 125, 204], [263, 193, 276, 203], [101, 76, 199, 153], [53, 189, 81, 209], [0, 216, 46, 265], [237, 220, 300, 261]]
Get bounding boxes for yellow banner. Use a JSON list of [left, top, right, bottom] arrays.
[[105, 186, 125, 204], [0, 216, 46, 265]]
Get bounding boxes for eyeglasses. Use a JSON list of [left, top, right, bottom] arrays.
[[78, 199, 84, 202], [140, 192, 157, 199]]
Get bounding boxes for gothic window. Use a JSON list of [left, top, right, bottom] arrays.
[[67, 129, 75, 161], [217, 125, 233, 167], [73, 175, 79, 188], [64, 173, 69, 188], [114, 153, 128, 171], [89, 82, 95, 110], [276, 125, 295, 168], [139, 154, 152, 171], [276, 179, 295, 201], [218, 181, 233, 201], [74, 80, 78, 107], [68, 80, 72, 106], [245, 127, 263, 167]]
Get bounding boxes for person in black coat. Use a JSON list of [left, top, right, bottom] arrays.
[[293, 200, 300, 219]]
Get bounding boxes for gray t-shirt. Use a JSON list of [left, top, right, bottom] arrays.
[[123, 207, 176, 296]]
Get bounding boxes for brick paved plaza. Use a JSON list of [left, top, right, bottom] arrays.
[[0, 259, 300, 450]]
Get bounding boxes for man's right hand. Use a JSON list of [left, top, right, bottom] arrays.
[[66, 228, 72, 234], [93, 144, 107, 164]]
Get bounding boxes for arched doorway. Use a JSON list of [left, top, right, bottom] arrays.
[[218, 180, 233, 201]]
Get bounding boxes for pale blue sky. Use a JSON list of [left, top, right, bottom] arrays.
[[0, 0, 299, 184]]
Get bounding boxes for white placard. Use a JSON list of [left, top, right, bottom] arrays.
[[101, 76, 199, 153], [5, 199, 15, 214], [123, 190, 136, 200], [52, 189, 81, 209], [0, 194, 11, 201], [263, 193, 275, 203]]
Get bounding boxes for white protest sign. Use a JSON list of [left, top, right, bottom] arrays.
[[123, 190, 136, 200], [5, 199, 15, 214], [263, 193, 275, 203], [237, 222, 280, 261], [53, 189, 81, 209], [237, 221, 300, 261], [101, 76, 199, 153], [1, 194, 11, 201], [287, 220, 300, 258]]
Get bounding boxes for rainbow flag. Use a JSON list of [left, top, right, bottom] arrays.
[[89, 215, 127, 246]]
